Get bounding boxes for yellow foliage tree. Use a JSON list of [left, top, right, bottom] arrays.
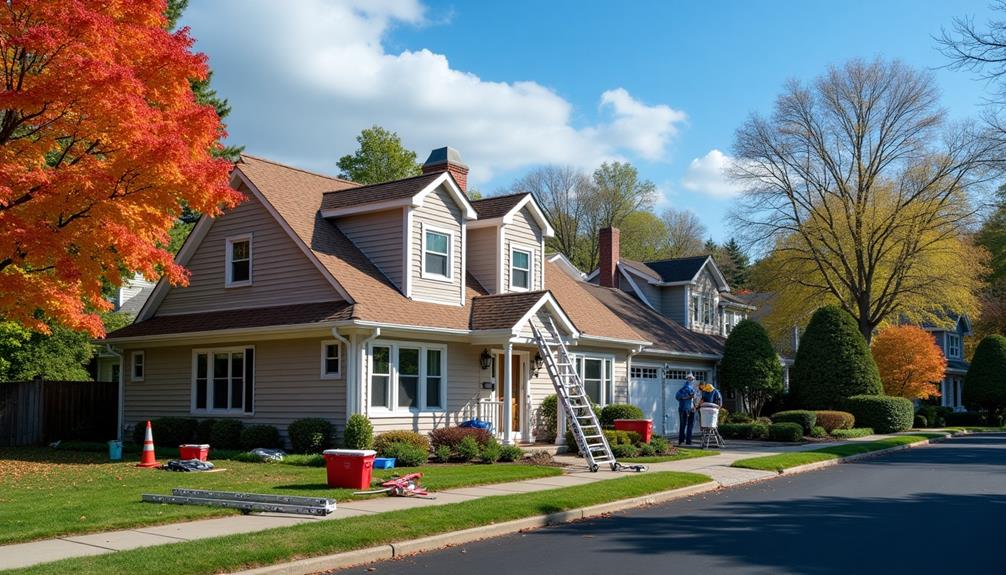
[[871, 325, 948, 400]]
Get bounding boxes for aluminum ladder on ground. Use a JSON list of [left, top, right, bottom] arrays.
[[530, 316, 617, 472]]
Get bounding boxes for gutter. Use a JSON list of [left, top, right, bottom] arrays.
[[639, 348, 723, 361], [330, 329, 354, 424], [354, 328, 381, 415]]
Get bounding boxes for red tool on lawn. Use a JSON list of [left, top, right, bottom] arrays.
[[353, 473, 435, 499]]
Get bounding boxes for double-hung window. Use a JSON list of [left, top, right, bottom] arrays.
[[369, 342, 447, 413], [946, 333, 961, 359], [130, 351, 145, 382], [510, 247, 532, 290], [574, 354, 614, 405], [226, 234, 252, 287], [320, 341, 341, 379], [193, 346, 254, 413], [422, 228, 452, 280]]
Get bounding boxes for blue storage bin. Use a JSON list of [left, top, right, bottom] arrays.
[[373, 457, 396, 469]]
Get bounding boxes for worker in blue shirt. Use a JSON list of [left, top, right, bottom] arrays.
[[675, 374, 698, 445], [699, 382, 723, 407]]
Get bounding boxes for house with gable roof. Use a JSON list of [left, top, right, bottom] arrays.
[[104, 148, 668, 446]]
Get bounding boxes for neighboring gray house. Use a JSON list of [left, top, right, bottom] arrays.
[[94, 274, 156, 382], [919, 313, 973, 412]]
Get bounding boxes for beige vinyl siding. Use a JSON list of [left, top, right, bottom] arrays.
[[158, 188, 339, 315], [121, 338, 347, 442], [336, 208, 404, 290], [466, 226, 498, 294], [411, 186, 464, 305], [660, 285, 688, 326], [362, 339, 485, 434], [503, 207, 543, 292]]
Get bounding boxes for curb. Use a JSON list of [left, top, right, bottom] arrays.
[[776, 434, 948, 476], [227, 481, 719, 575]]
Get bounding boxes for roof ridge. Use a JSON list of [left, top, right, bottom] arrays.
[[321, 170, 440, 195], [643, 254, 711, 265], [472, 191, 531, 203], [240, 153, 359, 186]]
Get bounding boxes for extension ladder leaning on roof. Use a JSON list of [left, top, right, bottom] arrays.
[[530, 316, 644, 473]]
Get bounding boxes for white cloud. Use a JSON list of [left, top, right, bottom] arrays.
[[182, 0, 686, 182], [681, 149, 746, 198]]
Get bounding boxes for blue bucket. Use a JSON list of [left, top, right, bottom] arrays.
[[373, 457, 396, 469], [108, 440, 123, 462]]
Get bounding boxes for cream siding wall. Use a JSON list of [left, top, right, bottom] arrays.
[[466, 226, 498, 294], [335, 208, 404, 290], [660, 286, 688, 326], [502, 208, 543, 293], [158, 188, 339, 315], [411, 187, 464, 305], [121, 338, 347, 442]]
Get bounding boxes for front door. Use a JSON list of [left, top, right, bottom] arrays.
[[496, 354, 522, 433]]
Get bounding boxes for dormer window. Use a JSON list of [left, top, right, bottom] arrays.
[[511, 247, 532, 290], [422, 227, 452, 280], [226, 234, 252, 287], [946, 333, 961, 359]]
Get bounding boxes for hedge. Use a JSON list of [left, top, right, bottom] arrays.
[[913, 414, 927, 429], [132, 417, 198, 447], [944, 411, 985, 426], [768, 422, 804, 442], [343, 414, 373, 450], [963, 335, 1006, 412], [830, 427, 874, 439], [429, 427, 492, 451], [374, 430, 430, 455], [770, 410, 817, 434], [287, 418, 333, 453], [239, 424, 281, 451], [814, 411, 855, 432], [844, 395, 914, 434], [380, 442, 428, 467], [719, 422, 768, 440], [210, 419, 244, 449], [540, 395, 558, 440], [790, 305, 882, 408], [599, 403, 644, 427], [720, 319, 784, 416]]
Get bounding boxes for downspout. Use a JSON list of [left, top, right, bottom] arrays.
[[356, 328, 382, 416], [626, 349, 639, 405], [330, 329, 353, 425], [105, 344, 124, 441]]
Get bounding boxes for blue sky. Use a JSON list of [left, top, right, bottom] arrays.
[[182, 0, 995, 243]]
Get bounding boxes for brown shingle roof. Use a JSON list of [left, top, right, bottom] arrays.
[[320, 172, 443, 211], [470, 193, 529, 219], [545, 261, 649, 343], [470, 291, 548, 330], [235, 155, 481, 330], [106, 301, 354, 339], [580, 282, 725, 356]]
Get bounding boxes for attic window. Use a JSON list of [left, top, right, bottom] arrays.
[[946, 333, 961, 359], [422, 227, 452, 280], [510, 248, 531, 290], [226, 234, 252, 287]]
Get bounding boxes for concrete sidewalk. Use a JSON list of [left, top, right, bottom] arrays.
[[0, 433, 917, 571]]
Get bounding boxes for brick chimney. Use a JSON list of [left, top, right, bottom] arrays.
[[422, 146, 469, 192], [599, 227, 620, 288]]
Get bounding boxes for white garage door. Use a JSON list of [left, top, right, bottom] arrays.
[[629, 365, 664, 435]]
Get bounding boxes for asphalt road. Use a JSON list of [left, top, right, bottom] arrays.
[[331, 434, 1006, 575]]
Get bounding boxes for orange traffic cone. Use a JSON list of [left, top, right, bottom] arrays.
[[136, 420, 159, 468]]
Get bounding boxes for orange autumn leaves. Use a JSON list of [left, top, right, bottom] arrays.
[[871, 325, 948, 400], [0, 0, 240, 336]]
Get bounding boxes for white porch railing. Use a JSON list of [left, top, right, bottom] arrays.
[[478, 398, 502, 437]]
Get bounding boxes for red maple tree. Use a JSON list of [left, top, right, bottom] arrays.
[[871, 325, 948, 400], [0, 0, 240, 336]]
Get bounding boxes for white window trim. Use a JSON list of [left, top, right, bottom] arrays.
[[420, 224, 454, 282], [509, 243, 535, 292], [190, 345, 255, 416], [225, 233, 253, 288], [367, 340, 448, 416], [946, 333, 961, 359], [320, 340, 342, 379], [572, 352, 615, 406], [130, 351, 145, 382]]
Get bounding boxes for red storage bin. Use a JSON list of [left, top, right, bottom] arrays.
[[614, 419, 653, 444], [179, 444, 210, 461], [323, 449, 376, 489]]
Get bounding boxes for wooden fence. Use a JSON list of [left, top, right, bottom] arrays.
[[0, 380, 118, 446]]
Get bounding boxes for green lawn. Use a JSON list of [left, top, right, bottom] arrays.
[[622, 447, 719, 464], [731, 434, 941, 472], [0, 448, 562, 545], [9, 471, 711, 575]]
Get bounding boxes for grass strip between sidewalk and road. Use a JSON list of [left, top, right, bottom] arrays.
[[7, 471, 711, 575], [730, 434, 945, 472]]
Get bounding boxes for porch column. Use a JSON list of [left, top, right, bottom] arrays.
[[956, 377, 963, 410], [503, 342, 514, 445]]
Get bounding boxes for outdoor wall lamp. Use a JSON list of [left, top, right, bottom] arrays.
[[533, 352, 545, 376], [479, 348, 492, 370]]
